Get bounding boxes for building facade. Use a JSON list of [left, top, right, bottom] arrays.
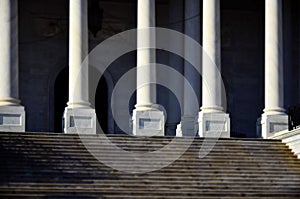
[[0, 0, 300, 138]]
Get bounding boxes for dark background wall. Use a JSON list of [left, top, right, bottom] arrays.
[[221, 0, 265, 138]]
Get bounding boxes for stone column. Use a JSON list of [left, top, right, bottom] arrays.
[[259, 0, 287, 138], [199, 0, 230, 138], [0, 0, 25, 132], [132, 0, 165, 136], [176, 0, 200, 136], [166, 0, 184, 135], [64, 0, 96, 134]]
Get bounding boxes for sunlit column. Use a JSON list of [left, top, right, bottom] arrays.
[[132, 0, 165, 136], [199, 0, 230, 138], [0, 0, 25, 132], [259, 0, 287, 138], [64, 0, 96, 134]]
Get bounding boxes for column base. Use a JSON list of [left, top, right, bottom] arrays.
[[198, 112, 230, 138], [0, 106, 25, 132], [132, 109, 165, 136], [165, 123, 177, 136], [176, 116, 198, 137], [257, 113, 288, 138], [63, 107, 96, 134]]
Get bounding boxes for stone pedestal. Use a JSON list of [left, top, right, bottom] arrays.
[[258, 114, 288, 138], [198, 112, 230, 138], [0, 106, 25, 132], [63, 107, 96, 134], [132, 109, 164, 136], [176, 116, 198, 137]]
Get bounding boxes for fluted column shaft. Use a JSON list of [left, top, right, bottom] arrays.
[[264, 0, 284, 115], [133, 0, 164, 136], [0, 0, 25, 132], [258, 0, 287, 138], [199, 0, 230, 138], [64, 0, 96, 134], [68, 0, 89, 108], [202, 0, 223, 112], [136, 0, 156, 110], [0, 0, 20, 106]]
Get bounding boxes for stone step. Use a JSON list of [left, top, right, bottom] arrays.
[[0, 139, 291, 148], [0, 142, 290, 150], [0, 144, 294, 155], [0, 195, 299, 199], [2, 161, 300, 169], [0, 140, 288, 151], [0, 133, 285, 144], [1, 194, 299, 199], [1, 132, 300, 198], [0, 131, 280, 140], [2, 173, 300, 181], [2, 147, 293, 157], [1, 136, 286, 147], [4, 181, 300, 187], [1, 151, 297, 159], [1, 186, 300, 194], [1, 189, 300, 197]]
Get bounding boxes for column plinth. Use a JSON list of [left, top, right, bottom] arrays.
[[64, 0, 96, 134], [176, 116, 198, 137], [199, 112, 230, 138], [258, 0, 287, 138], [198, 0, 230, 138], [0, 0, 25, 132]]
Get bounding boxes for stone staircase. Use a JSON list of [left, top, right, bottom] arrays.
[[0, 132, 300, 198]]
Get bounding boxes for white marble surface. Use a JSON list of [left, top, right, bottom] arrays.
[[63, 107, 96, 134], [0, 106, 25, 132], [199, 112, 230, 138], [264, 0, 285, 114], [259, 114, 288, 138], [67, 0, 89, 108], [202, 0, 223, 111], [136, 0, 156, 109], [132, 109, 164, 136], [271, 128, 300, 159]]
